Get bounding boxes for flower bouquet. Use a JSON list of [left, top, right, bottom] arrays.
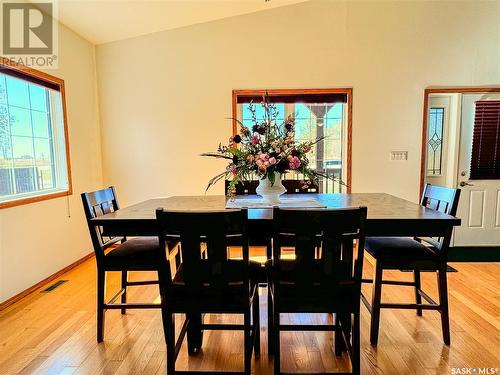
[[202, 95, 340, 200]]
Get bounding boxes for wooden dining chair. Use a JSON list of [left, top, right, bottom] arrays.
[[225, 179, 259, 195], [225, 179, 318, 195], [361, 184, 460, 345], [267, 206, 367, 375], [156, 208, 261, 375], [81, 187, 166, 342], [224, 178, 318, 260], [282, 179, 319, 194]]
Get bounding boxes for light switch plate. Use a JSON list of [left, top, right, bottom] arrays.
[[390, 151, 408, 160]]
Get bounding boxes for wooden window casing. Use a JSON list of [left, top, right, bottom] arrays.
[[0, 57, 72, 209], [232, 88, 352, 192]]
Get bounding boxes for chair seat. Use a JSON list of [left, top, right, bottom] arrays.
[[365, 237, 438, 259], [171, 260, 263, 290], [166, 260, 261, 313], [104, 237, 160, 270], [266, 259, 356, 312]]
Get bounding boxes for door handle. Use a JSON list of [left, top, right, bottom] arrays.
[[459, 181, 474, 187]]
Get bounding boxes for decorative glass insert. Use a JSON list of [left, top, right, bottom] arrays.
[[427, 107, 445, 175]]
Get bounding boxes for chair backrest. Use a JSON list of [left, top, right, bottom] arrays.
[[418, 184, 461, 253], [282, 179, 319, 194], [272, 207, 367, 297], [421, 184, 460, 216], [225, 180, 258, 195], [81, 187, 123, 260], [225, 179, 319, 195], [156, 209, 251, 294]]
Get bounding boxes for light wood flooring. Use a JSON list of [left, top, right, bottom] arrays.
[[0, 252, 498, 374]]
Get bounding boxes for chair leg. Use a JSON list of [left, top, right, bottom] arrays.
[[187, 313, 203, 354], [244, 310, 252, 375], [267, 288, 274, 355], [351, 313, 360, 375], [414, 270, 422, 316], [273, 309, 280, 375], [252, 288, 261, 356], [121, 270, 127, 315], [437, 267, 451, 345], [164, 311, 176, 375], [96, 269, 106, 343], [370, 261, 383, 346], [334, 313, 344, 356]]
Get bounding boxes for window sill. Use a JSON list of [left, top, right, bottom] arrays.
[[0, 188, 72, 209]]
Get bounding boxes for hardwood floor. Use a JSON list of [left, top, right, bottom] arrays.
[[0, 252, 498, 374]]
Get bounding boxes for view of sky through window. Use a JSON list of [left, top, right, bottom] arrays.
[[0, 73, 67, 200]]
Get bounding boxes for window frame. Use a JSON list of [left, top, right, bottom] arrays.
[[0, 57, 72, 209], [231, 88, 352, 192]]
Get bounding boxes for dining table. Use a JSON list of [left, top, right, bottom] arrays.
[[92, 193, 461, 237], [91, 192, 461, 352]]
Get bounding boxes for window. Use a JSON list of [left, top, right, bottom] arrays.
[[470, 100, 500, 179], [427, 107, 445, 175], [233, 89, 352, 192], [0, 60, 71, 208]]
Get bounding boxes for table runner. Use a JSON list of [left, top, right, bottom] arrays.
[[225, 196, 326, 209]]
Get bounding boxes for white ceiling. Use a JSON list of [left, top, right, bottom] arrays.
[[51, 0, 308, 45]]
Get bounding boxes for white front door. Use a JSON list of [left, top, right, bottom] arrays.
[[453, 94, 500, 246]]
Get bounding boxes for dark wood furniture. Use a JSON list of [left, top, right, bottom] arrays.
[[268, 207, 367, 375], [361, 184, 461, 345], [156, 208, 260, 375], [91, 193, 461, 352], [282, 179, 319, 193], [225, 179, 318, 195], [81, 187, 162, 342], [225, 180, 259, 195], [224, 180, 318, 261], [91, 194, 460, 238]]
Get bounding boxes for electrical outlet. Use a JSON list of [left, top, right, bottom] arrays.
[[390, 151, 408, 161]]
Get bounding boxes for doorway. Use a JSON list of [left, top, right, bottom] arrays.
[[421, 87, 500, 247]]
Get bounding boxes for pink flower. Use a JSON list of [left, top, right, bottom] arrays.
[[228, 164, 237, 174], [269, 157, 277, 165], [289, 156, 301, 170], [251, 135, 259, 145], [259, 153, 269, 161]]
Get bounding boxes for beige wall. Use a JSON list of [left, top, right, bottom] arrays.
[[1, 0, 499, 303], [96, 0, 500, 208], [0, 23, 102, 302]]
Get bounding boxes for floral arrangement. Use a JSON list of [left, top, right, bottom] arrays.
[[202, 95, 335, 196]]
